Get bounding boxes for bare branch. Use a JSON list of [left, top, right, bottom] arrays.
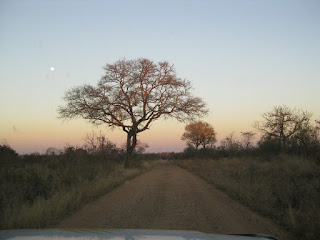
[[253, 105, 311, 149]]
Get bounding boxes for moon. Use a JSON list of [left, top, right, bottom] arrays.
[[50, 67, 55, 71]]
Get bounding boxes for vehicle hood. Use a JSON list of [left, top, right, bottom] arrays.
[[0, 229, 278, 240]]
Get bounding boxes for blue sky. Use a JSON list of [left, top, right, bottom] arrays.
[[0, 0, 319, 153]]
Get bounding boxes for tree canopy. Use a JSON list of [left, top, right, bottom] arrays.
[[241, 131, 256, 149], [254, 105, 311, 150], [181, 121, 216, 149]]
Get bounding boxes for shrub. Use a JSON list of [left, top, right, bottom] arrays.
[[0, 145, 157, 229]]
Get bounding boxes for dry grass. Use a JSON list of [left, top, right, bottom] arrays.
[[176, 155, 320, 240], [1, 160, 157, 229]]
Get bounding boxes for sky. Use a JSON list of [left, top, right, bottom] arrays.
[[0, 0, 319, 154]]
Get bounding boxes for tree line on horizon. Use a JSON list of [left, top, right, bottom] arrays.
[[1, 103, 319, 163], [181, 105, 320, 161]]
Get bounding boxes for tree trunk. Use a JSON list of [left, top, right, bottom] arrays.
[[125, 130, 137, 168], [125, 147, 133, 168]]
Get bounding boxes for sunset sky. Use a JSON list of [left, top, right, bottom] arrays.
[[1, 0, 319, 154]]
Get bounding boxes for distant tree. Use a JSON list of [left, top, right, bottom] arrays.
[[63, 145, 76, 160], [220, 132, 241, 151], [290, 119, 320, 156], [45, 147, 61, 156], [0, 141, 18, 163], [62, 145, 88, 161], [258, 135, 282, 156], [241, 131, 256, 149], [253, 105, 311, 150], [181, 121, 216, 149], [58, 58, 207, 167], [83, 131, 117, 156]]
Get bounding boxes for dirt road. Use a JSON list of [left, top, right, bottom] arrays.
[[57, 161, 290, 239]]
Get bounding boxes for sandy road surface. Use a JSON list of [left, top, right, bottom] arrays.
[[57, 161, 290, 239]]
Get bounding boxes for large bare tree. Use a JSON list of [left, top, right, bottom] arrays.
[[253, 105, 311, 150], [58, 58, 208, 167]]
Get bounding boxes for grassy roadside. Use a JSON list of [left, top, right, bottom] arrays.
[[1, 159, 157, 229], [175, 156, 320, 240]]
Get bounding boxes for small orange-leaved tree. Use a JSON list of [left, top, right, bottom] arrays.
[[181, 121, 216, 149]]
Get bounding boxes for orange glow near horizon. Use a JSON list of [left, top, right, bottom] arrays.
[[1, 113, 258, 154]]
